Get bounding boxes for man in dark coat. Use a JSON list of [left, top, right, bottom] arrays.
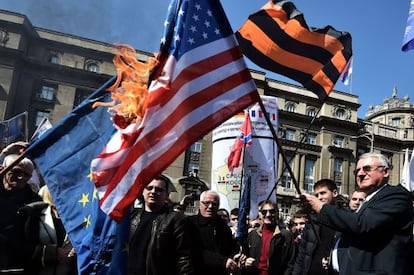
[[302, 153, 413, 275], [128, 174, 195, 275], [188, 190, 244, 275], [0, 154, 42, 273], [244, 200, 296, 275]]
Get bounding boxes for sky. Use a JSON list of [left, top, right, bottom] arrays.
[[1, 0, 413, 118]]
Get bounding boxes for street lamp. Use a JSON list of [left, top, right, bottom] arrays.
[[351, 132, 374, 152]]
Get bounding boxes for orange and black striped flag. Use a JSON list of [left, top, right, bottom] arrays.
[[236, 0, 352, 102]]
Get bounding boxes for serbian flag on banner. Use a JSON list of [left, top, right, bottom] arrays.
[[227, 111, 253, 172]]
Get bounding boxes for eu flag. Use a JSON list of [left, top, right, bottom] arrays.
[[26, 76, 129, 275]]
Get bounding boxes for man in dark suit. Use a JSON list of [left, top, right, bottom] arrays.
[[301, 152, 413, 274]]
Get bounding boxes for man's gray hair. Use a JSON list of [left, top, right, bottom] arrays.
[[358, 153, 390, 168], [200, 190, 220, 204]]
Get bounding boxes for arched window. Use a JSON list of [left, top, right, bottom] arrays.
[[285, 102, 296, 112], [306, 107, 317, 117], [85, 60, 99, 73]]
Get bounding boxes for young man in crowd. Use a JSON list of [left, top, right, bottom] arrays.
[[292, 179, 339, 275], [348, 188, 366, 212]]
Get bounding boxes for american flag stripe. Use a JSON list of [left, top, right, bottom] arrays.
[[99, 84, 257, 213], [93, 34, 259, 220]]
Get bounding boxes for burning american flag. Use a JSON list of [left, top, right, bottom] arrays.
[[91, 0, 259, 221]]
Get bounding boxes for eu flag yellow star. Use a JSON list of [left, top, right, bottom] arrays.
[[78, 193, 90, 207]]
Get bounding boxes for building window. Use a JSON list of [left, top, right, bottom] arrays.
[[333, 136, 344, 148], [35, 111, 50, 126], [38, 85, 56, 101], [285, 102, 296, 112], [304, 158, 315, 192], [49, 54, 60, 64], [391, 117, 401, 126], [306, 133, 317, 145], [188, 163, 199, 177], [185, 140, 203, 176], [306, 107, 317, 117], [335, 108, 345, 118], [334, 158, 342, 193], [74, 89, 91, 108], [279, 203, 290, 219], [281, 155, 294, 189], [85, 60, 99, 73], [332, 106, 351, 120], [0, 29, 9, 46], [191, 141, 203, 153], [285, 129, 295, 141]]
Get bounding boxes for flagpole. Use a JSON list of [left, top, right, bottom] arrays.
[[238, 140, 248, 203], [0, 150, 27, 176], [256, 96, 321, 242], [266, 105, 323, 200], [256, 98, 300, 193]]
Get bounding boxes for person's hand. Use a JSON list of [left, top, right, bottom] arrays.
[[322, 256, 330, 270], [233, 252, 246, 266], [300, 194, 324, 213], [226, 258, 240, 273], [245, 257, 256, 267]]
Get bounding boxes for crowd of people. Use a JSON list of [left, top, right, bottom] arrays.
[[1, 141, 413, 275]]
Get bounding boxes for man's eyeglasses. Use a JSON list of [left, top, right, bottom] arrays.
[[260, 209, 276, 215], [145, 185, 165, 193], [201, 201, 218, 208], [353, 165, 386, 176]]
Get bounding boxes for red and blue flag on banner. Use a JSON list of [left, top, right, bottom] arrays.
[[227, 111, 253, 172]]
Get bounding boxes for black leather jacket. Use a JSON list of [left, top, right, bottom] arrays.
[[246, 225, 296, 275], [129, 205, 195, 275]]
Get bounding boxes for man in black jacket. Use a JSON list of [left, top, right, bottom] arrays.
[[244, 200, 296, 275], [128, 174, 195, 275], [188, 190, 244, 275], [301, 153, 413, 274]]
